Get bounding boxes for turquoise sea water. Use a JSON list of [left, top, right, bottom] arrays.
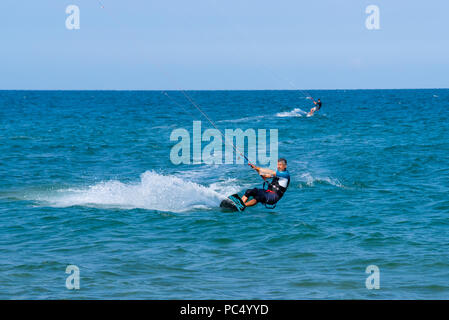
[[0, 89, 448, 299]]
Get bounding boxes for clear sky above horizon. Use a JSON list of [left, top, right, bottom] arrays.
[[1, 0, 448, 90]]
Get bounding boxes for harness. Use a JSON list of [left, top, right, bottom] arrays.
[[262, 180, 277, 209], [262, 171, 290, 209]]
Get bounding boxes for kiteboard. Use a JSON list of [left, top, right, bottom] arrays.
[[220, 194, 246, 212]]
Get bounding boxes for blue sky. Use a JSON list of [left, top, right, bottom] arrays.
[[1, 0, 448, 90]]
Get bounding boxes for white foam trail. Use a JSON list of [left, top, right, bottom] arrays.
[[217, 115, 266, 123], [31, 171, 241, 213], [276, 108, 307, 118], [217, 107, 307, 123]]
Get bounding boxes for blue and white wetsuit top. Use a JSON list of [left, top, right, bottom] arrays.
[[267, 170, 290, 199]]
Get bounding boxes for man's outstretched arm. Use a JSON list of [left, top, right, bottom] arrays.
[[250, 164, 276, 179]]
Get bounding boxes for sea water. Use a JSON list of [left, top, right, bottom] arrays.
[[0, 89, 448, 299]]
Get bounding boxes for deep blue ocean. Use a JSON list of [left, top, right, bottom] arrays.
[[0, 89, 448, 299]]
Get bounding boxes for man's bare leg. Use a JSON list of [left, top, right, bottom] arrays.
[[241, 195, 258, 207], [245, 199, 257, 207], [242, 196, 257, 207], [243, 198, 258, 207]]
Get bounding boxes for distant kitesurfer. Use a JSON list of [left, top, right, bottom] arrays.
[[308, 99, 322, 116], [241, 158, 290, 207]]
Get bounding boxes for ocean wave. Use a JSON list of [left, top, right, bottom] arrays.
[[297, 173, 345, 189]]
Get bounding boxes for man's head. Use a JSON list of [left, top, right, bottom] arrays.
[[318, 99, 321, 102], [277, 158, 287, 171]]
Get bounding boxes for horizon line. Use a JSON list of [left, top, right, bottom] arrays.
[[1, 87, 448, 91]]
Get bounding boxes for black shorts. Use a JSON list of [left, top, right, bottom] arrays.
[[244, 188, 279, 205]]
